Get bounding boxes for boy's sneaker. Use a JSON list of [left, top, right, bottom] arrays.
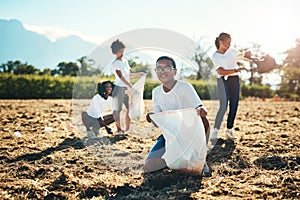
[[202, 162, 211, 177], [226, 129, 237, 140], [87, 131, 95, 138], [210, 128, 219, 142]]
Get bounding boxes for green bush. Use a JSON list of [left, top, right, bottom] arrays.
[[143, 80, 160, 99], [241, 84, 274, 98], [189, 80, 217, 100], [0, 74, 111, 99], [0, 74, 76, 99], [0, 74, 275, 100]]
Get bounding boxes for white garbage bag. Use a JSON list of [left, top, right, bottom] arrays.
[[150, 108, 207, 172], [129, 74, 146, 121]]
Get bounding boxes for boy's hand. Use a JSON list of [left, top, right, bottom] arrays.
[[146, 112, 158, 127], [196, 106, 207, 117], [146, 112, 154, 123]]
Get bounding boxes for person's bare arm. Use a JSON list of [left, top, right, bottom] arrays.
[[116, 70, 132, 88], [130, 72, 146, 79], [216, 67, 247, 76]]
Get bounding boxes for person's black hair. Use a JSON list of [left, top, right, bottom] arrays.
[[111, 39, 126, 54], [215, 32, 231, 49], [97, 81, 114, 98], [156, 56, 176, 69]]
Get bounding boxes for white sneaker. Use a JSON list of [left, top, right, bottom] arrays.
[[226, 129, 237, 140], [210, 128, 219, 142], [87, 130, 95, 138], [115, 130, 125, 135]]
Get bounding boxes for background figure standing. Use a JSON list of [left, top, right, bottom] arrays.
[[110, 39, 145, 133], [82, 81, 115, 137], [210, 32, 248, 142]]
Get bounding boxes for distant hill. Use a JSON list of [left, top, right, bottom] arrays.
[[0, 19, 97, 69]]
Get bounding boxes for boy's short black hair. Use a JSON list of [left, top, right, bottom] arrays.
[[97, 81, 114, 98], [156, 56, 176, 69], [111, 39, 126, 54]]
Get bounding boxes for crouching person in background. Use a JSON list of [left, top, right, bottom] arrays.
[[82, 81, 115, 138]]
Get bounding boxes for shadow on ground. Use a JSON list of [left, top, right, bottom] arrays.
[[8, 135, 127, 163]]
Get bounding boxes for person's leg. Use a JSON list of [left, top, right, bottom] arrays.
[[112, 86, 125, 132], [144, 158, 167, 172], [124, 92, 131, 131], [113, 110, 122, 132], [214, 78, 229, 129], [90, 117, 101, 136], [227, 76, 240, 129], [81, 111, 91, 131], [144, 135, 167, 172], [125, 110, 131, 131]]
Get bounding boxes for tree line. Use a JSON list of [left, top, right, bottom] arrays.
[[1, 38, 300, 100], [0, 56, 100, 77]]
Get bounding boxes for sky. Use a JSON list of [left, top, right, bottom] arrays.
[[1, 0, 300, 87], [1, 0, 300, 59]]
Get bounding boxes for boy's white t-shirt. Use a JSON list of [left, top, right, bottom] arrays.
[[212, 49, 244, 78], [152, 80, 202, 113], [86, 94, 112, 119], [112, 59, 131, 87]]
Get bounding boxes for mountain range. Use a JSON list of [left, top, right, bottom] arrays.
[[0, 19, 97, 69]]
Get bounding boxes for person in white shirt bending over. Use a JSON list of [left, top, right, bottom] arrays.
[[210, 32, 249, 142], [145, 56, 211, 176], [110, 39, 145, 134], [81, 81, 115, 138]]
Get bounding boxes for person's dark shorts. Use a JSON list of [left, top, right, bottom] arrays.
[[146, 134, 166, 159]]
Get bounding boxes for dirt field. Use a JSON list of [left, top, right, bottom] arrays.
[[0, 99, 299, 199]]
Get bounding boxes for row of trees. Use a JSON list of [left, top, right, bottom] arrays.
[[0, 43, 268, 84], [0, 56, 100, 76], [1, 38, 300, 99], [0, 73, 275, 99], [279, 39, 300, 99]]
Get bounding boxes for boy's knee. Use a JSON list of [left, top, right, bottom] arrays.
[[144, 160, 151, 172], [144, 158, 166, 173]]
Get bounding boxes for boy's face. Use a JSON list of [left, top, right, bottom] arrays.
[[115, 48, 125, 59], [155, 59, 177, 84]]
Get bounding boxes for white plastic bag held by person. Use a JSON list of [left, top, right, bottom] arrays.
[[150, 108, 207, 172], [129, 74, 146, 121]]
